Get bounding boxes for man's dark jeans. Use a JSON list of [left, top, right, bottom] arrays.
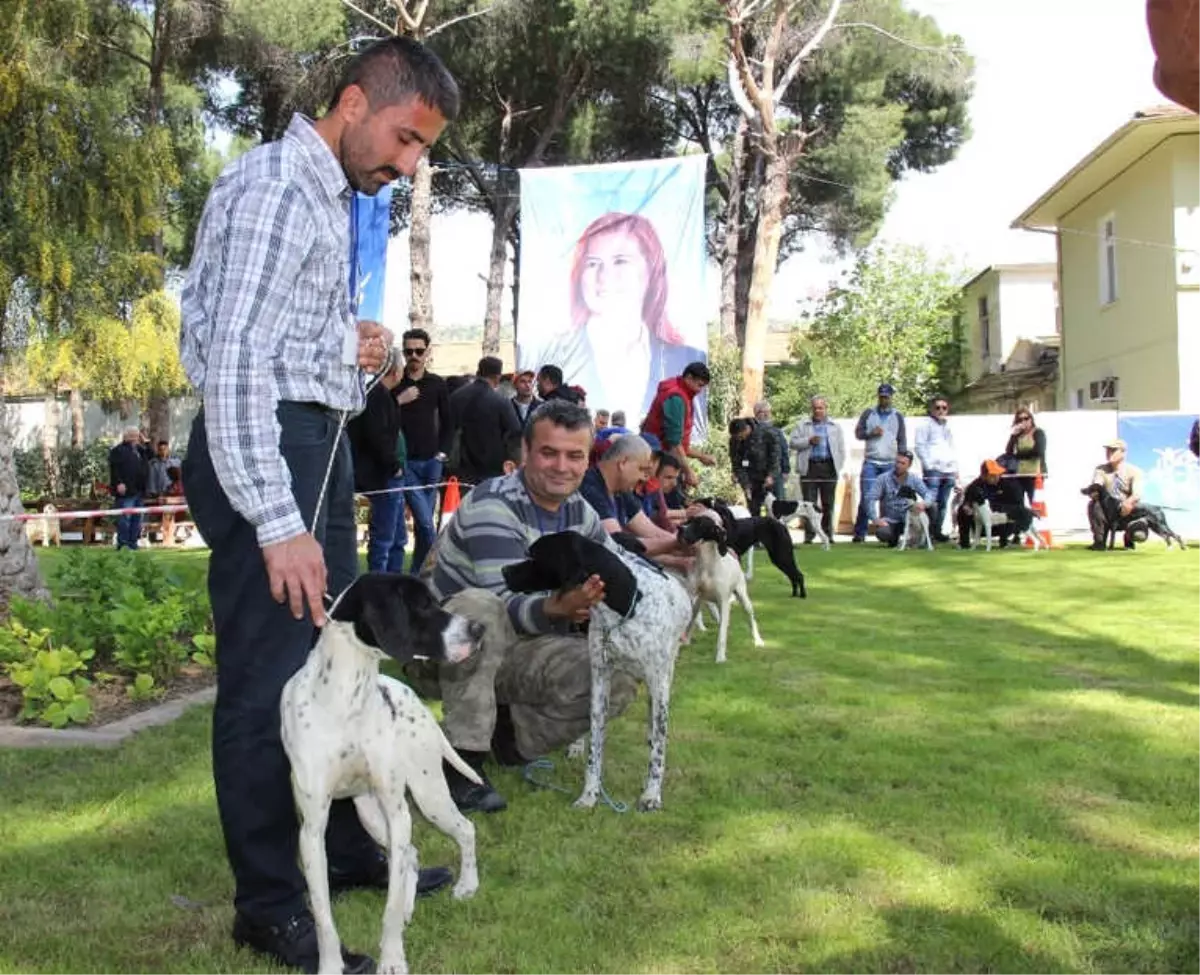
[[403, 456, 443, 575], [802, 458, 838, 541], [116, 495, 143, 550], [182, 402, 379, 925]]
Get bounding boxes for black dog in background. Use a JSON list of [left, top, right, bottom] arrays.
[[693, 498, 807, 598], [1082, 484, 1187, 550]]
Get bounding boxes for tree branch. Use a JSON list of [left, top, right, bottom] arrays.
[[426, 4, 498, 38], [773, 0, 843, 102], [76, 31, 153, 70], [338, 0, 398, 36], [526, 55, 588, 165], [831, 21, 963, 63]]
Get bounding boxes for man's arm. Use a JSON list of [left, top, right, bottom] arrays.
[[497, 391, 521, 438], [201, 179, 318, 547], [855, 409, 872, 441], [866, 472, 886, 521], [623, 510, 679, 556], [763, 429, 780, 481], [914, 421, 932, 471], [896, 413, 908, 454], [435, 378, 454, 458]]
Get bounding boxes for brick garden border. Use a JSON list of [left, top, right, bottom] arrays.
[[0, 687, 215, 749]]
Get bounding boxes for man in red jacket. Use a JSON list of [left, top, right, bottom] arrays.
[[640, 360, 714, 487], [1147, 0, 1199, 112]]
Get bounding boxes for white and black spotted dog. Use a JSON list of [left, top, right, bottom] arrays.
[[895, 498, 934, 551], [503, 531, 693, 812], [281, 574, 485, 975], [763, 491, 830, 550], [678, 514, 767, 663]]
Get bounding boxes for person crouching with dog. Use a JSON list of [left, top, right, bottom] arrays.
[[405, 400, 639, 815], [866, 450, 935, 547], [1084, 438, 1145, 550], [956, 459, 1033, 548]]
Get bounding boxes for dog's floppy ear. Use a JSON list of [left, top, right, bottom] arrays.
[[610, 531, 646, 556], [502, 558, 561, 594], [335, 574, 448, 665]]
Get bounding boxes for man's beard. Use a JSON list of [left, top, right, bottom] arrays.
[[338, 130, 397, 194]]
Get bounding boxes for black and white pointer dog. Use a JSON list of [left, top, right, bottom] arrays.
[[694, 497, 807, 597], [281, 573, 484, 975], [503, 531, 693, 811]]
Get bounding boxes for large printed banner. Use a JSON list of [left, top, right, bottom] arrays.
[[1117, 412, 1200, 539], [517, 156, 708, 429], [352, 185, 394, 324]]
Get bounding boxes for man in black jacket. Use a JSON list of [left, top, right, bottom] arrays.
[[956, 459, 1033, 548], [397, 328, 453, 575], [450, 356, 521, 486], [348, 360, 415, 572], [536, 364, 582, 404], [109, 426, 150, 550], [729, 417, 780, 517]]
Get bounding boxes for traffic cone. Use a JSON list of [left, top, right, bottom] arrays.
[[442, 476, 462, 517], [1024, 474, 1053, 548], [836, 474, 856, 536]]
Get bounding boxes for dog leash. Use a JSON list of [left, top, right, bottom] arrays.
[[520, 758, 629, 814]]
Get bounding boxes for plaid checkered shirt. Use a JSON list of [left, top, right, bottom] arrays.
[[181, 114, 364, 547]]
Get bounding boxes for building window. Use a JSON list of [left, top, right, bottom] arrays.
[[1074, 388, 1084, 409], [978, 296, 991, 359], [1088, 377, 1119, 403], [1099, 215, 1118, 305]]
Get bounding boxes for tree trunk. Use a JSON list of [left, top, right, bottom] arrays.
[[741, 148, 789, 414], [483, 185, 518, 356], [41, 392, 60, 497], [408, 155, 434, 332], [720, 117, 749, 346], [734, 220, 756, 348], [69, 388, 85, 448], [510, 221, 522, 347], [0, 421, 49, 614], [145, 394, 170, 447]]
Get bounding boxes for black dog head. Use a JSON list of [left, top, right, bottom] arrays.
[[502, 531, 640, 618], [771, 498, 800, 520], [678, 516, 728, 557], [330, 573, 483, 665], [897, 484, 920, 503]]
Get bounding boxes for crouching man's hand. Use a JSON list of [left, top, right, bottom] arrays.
[[545, 574, 605, 623]]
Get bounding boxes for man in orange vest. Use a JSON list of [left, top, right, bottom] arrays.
[[640, 361, 715, 488], [1147, 0, 1199, 112]]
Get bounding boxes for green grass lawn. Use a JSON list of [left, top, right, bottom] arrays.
[[1, 544, 1197, 973]]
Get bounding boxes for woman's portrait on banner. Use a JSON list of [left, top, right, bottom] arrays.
[[534, 212, 704, 418], [516, 155, 708, 425]]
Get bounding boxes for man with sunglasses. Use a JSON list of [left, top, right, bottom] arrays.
[[914, 395, 958, 543], [397, 327, 453, 575]]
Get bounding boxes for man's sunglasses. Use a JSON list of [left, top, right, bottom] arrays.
[[402, 347, 427, 358]]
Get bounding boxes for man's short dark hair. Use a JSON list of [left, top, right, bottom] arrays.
[[329, 36, 460, 121], [898, 449, 914, 462], [401, 328, 431, 348], [477, 356, 503, 378], [537, 364, 564, 386], [523, 400, 593, 448], [729, 417, 752, 437], [657, 453, 682, 473], [682, 361, 711, 382], [503, 431, 524, 467], [157, 440, 169, 448]]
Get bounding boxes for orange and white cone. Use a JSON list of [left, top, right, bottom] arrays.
[[1024, 474, 1053, 549], [442, 476, 463, 517]]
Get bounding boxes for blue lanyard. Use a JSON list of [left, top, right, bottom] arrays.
[[347, 196, 360, 314]]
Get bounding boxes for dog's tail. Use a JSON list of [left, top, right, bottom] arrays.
[[441, 733, 483, 785]]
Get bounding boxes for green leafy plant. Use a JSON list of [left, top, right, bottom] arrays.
[[108, 587, 188, 682], [126, 673, 158, 702], [190, 633, 215, 668], [7, 642, 94, 728]]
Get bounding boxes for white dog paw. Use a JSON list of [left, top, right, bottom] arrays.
[[452, 880, 478, 900], [572, 793, 599, 809], [565, 737, 587, 760], [636, 794, 663, 812], [753, 637, 766, 648]]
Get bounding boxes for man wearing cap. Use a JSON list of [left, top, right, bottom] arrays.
[[956, 459, 1033, 548], [853, 383, 908, 542], [914, 395, 957, 543], [865, 449, 932, 547], [510, 369, 541, 427], [1084, 439, 1145, 550]]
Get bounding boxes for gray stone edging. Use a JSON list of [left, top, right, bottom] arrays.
[[0, 686, 215, 749]]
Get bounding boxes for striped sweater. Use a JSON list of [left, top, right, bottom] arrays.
[[425, 471, 614, 635]]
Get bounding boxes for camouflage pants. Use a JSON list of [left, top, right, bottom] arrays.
[[405, 589, 638, 759]]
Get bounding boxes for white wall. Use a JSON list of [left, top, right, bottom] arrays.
[[997, 272, 1058, 361], [1, 396, 200, 451]]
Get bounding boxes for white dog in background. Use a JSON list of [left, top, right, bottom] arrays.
[[25, 503, 61, 547], [764, 491, 830, 550], [896, 501, 934, 552]]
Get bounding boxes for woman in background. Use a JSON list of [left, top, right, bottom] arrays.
[[1005, 408, 1047, 506], [536, 212, 704, 420]]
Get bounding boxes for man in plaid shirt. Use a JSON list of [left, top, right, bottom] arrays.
[[180, 37, 459, 974]]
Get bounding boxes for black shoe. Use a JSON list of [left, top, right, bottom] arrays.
[[490, 705, 529, 767], [330, 856, 454, 898], [445, 752, 507, 814], [1124, 540, 1136, 550], [1088, 542, 1107, 551], [851, 536, 865, 544], [932, 533, 952, 544], [232, 910, 374, 974]]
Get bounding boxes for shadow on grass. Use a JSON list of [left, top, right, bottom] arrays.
[[1, 547, 1195, 973]]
